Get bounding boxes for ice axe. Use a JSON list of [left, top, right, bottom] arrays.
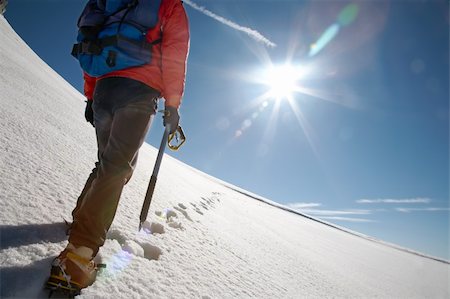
[[138, 124, 186, 231]]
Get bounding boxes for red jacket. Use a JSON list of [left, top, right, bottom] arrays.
[[83, 0, 190, 108]]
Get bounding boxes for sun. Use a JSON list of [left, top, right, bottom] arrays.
[[263, 64, 303, 100]]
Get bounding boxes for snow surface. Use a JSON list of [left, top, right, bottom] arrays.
[[0, 15, 449, 298]]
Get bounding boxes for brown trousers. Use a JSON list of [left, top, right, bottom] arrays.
[[69, 77, 159, 254]]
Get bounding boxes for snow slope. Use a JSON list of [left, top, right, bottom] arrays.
[[0, 15, 448, 299]]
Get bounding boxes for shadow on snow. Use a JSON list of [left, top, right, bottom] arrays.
[[0, 222, 67, 250], [0, 222, 69, 298]]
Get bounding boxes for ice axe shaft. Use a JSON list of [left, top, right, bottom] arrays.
[[139, 125, 171, 231]]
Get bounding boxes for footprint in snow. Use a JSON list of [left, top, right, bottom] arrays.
[[168, 221, 183, 229], [174, 205, 192, 221], [107, 228, 127, 245], [155, 209, 183, 230], [106, 230, 163, 261], [200, 197, 210, 204], [166, 209, 177, 220], [201, 196, 219, 209], [141, 221, 165, 235], [121, 240, 162, 261], [141, 242, 162, 260], [192, 192, 223, 215], [155, 208, 178, 221], [122, 240, 145, 258]]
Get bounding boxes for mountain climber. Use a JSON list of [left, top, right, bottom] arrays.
[[46, 0, 189, 294]]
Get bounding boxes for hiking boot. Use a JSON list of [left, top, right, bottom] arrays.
[[46, 247, 98, 294]]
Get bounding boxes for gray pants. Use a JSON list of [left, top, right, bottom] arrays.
[[70, 77, 159, 254]]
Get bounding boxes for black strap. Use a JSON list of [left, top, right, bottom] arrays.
[[72, 34, 162, 57], [117, 0, 139, 33]]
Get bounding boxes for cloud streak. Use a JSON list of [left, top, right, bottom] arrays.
[[395, 207, 450, 213], [288, 202, 373, 222], [356, 198, 432, 204], [183, 0, 276, 48], [319, 216, 375, 223], [300, 209, 371, 216], [287, 202, 322, 209]]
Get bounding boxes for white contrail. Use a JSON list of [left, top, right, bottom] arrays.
[[183, 0, 276, 48], [356, 198, 432, 204], [395, 207, 450, 213]]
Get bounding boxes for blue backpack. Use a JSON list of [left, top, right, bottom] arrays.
[[72, 0, 162, 77]]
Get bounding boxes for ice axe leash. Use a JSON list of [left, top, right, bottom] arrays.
[[138, 123, 186, 231]]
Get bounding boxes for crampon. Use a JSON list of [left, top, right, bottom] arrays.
[[44, 251, 105, 298], [45, 276, 81, 298]]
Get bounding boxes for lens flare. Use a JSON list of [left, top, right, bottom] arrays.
[[338, 4, 359, 26], [103, 250, 133, 279], [309, 24, 340, 57], [309, 3, 359, 57]]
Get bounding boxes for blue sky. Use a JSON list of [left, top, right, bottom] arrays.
[[5, 0, 449, 260]]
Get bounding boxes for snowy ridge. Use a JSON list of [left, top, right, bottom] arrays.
[[1, 15, 449, 299], [183, 165, 450, 264], [224, 185, 450, 264]]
